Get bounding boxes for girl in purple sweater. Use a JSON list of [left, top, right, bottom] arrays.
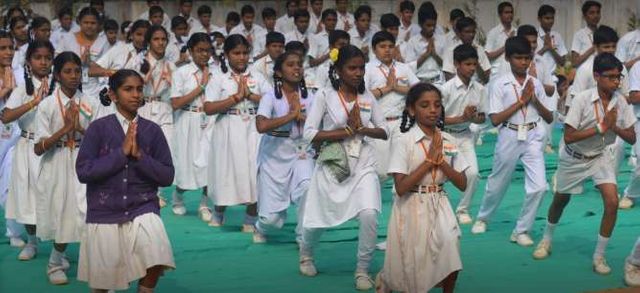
[[76, 69, 175, 292]]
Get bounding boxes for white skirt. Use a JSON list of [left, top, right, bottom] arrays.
[[137, 100, 174, 153], [78, 213, 175, 290], [5, 137, 41, 225], [172, 110, 208, 190]]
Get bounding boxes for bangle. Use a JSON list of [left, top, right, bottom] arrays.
[[41, 139, 45, 151], [27, 100, 33, 110], [356, 126, 364, 133], [345, 126, 353, 135], [596, 123, 603, 134], [199, 84, 206, 92]]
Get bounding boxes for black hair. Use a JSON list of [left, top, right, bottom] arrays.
[[149, 5, 164, 17], [449, 9, 465, 22], [400, 1, 415, 13], [188, 32, 211, 50], [24, 40, 55, 96], [329, 29, 350, 46], [262, 7, 277, 19], [453, 44, 478, 63], [538, 4, 555, 18], [4, 6, 24, 29], [220, 34, 251, 73], [53, 52, 82, 92], [593, 52, 623, 74], [180, 0, 193, 4], [90, 0, 105, 5], [9, 15, 27, 32], [380, 13, 400, 30], [328, 45, 366, 94], [28, 17, 51, 42], [0, 31, 12, 41], [498, 2, 513, 15], [594, 25, 618, 46], [241, 5, 255, 17], [140, 25, 169, 74], [286, 0, 298, 8], [57, 6, 73, 19], [505, 36, 531, 58], [99, 69, 144, 106], [121, 21, 132, 35], [77, 7, 101, 23], [322, 9, 337, 21], [226, 11, 240, 24], [211, 31, 224, 40], [582, 1, 601, 16], [294, 9, 310, 22], [516, 25, 538, 38], [354, 5, 372, 20], [171, 16, 187, 30], [197, 5, 212, 16], [400, 82, 445, 133], [127, 20, 151, 44], [455, 17, 476, 33], [372, 31, 395, 48], [266, 31, 285, 46], [104, 19, 119, 32], [273, 50, 308, 100], [418, 2, 438, 25], [285, 41, 306, 55]]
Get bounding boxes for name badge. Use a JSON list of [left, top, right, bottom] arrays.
[[1, 124, 12, 139], [296, 142, 308, 160], [151, 100, 160, 115], [200, 113, 208, 129], [517, 124, 527, 141], [82, 69, 89, 83], [346, 137, 362, 158]]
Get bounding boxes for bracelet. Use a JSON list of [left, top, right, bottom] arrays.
[[199, 84, 206, 92], [41, 139, 45, 151], [27, 100, 34, 110], [377, 88, 383, 96], [355, 126, 364, 133], [596, 123, 604, 134], [345, 126, 353, 136]]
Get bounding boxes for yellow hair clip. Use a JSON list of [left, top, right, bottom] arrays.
[[329, 48, 339, 63]]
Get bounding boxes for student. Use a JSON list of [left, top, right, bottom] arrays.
[[261, 7, 278, 34], [253, 51, 314, 243], [308, 9, 338, 71], [76, 69, 175, 292], [379, 13, 406, 62], [224, 12, 241, 36], [230, 5, 267, 61], [365, 31, 419, 178], [298, 45, 388, 290], [33, 52, 100, 285], [285, 41, 316, 91], [397, 0, 420, 43], [536, 4, 567, 79], [189, 5, 222, 37], [167, 16, 190, 66], [443, 17, 492, 84], [625, 237, 640, 286], [9, 16, 29, 50], [252, 32, 285, 87], [89, 0, 107, 20], [2, 40, 56, 260], [348, 5, 378, 57], [168, 33, 213, 220], [148, 6, 165, 28], [178, 0, 197, 29], [471, 36, 554, 246], [616, 27, 640, 69], [103, 19, 121, 50], [308, 0, 324, 34], [404, 4, 446, 84], [444, 9, 465, 48], [120, 21, 132, 41], [439, 44, 487, 225], [50, 6, 80, 49], [571, 1, 601, 70], [620, 61, 640, 209], [285, 10, 311, 47], [335, 0, 354, 31], [12, 17, 51, 86], [203, 34, 270, 230], [135, 0, 171, 31], [376, 82, 468, 293], [312, 29, 350, 90], [275, 0, 298, 34], [532, 53, 636, 275], [485, 2, 516, 80]]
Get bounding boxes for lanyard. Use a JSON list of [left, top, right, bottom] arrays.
[[512, 83, 528, 120], [378, 62, 394, 80], [148, 57, 171, 97], [418, 129, 443, 185], [337, 90, 358, 118], [55, 89, 77, 149], [193, 70, 207, 104]]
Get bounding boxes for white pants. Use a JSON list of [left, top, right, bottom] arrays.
[[300, 209, 377, 271], [448, 130, 479, 214], [629, 237, 640, 266], [256, 195, 306, 243], [624, 122, 640, 198], [476, 125, 548, 234]]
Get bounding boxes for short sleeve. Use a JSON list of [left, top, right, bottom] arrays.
[[450, 149, 470, 173], [563, 93, 583, 129], [477, 48, 492, 71], [387, 135, 410, 176], [442, 48, 454, 73], [170, 70, 184, 98], [33, 99, 53, 142], [484, 28, 499, 51], [405, 64, 420, 86], [96, 48, 114, 68], [5, 86, 26, 109], [369, 96, 388, 134], [630, 62, 640, 92], [621, 99, 638, 129], [554, 33, 568, 56], [302, 89, 326, 143], [204, 74, 223, 102], [257, 91, 275, 118], [477, 84, 489, 113], [488, 81, 505, 115], [535, 79, 554, 112]]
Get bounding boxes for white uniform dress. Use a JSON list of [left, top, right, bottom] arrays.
[[255, 90, 315, 235], [616, 29, 640, 64], [205, 70, 270, 206], [95, 42, 144, 119], [169, 63, 211, 190], [302, 87, 388, 228], [381, 128, 469, 293], [4, 77, 50, 225], [1, 92, 23, 239], [571, 26, 595, 71], [404, 33, 447, 84], [34, 88, 98, 243], [624, 63, 640, 198]]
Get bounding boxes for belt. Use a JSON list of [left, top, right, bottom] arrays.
[[144, 96, 161, 102], [385, 116, 401, 122], [225, 108, 257, 115], [565, 145, 600, 160], [20, 130, 35, 140], [55, 139, 82, 148], [410, 185, 444, 193], [502, 121, 537, 131], [180, 105, 203, 112], [444, 127, 469, 134], [267, 130, 290, 137]]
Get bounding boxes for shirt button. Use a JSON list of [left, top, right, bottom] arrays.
[[124, 211, 129, 215], [125, 164, 128, 169], [123, 178, 127, 183], [123, 196, 127, 200]]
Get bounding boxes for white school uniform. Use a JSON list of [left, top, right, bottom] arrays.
[[571, 26, 595, 70], [495, 55, 554, 92], [617, 29, 640, 63], [485, 24, 516, 80], [255, 90, 315, 235], [398, 21, 420, 44], [348, 27, 379, 52], [95, 42, 144, 118], [275, 14, 295, 34], [284, 29, 311, 45], [4, 78, 50, 225], [34, 88, 98, 243], [309, 12, 323, 35], [364, 59, 419, 178], [381, 128, 469, 293], [308, 30, 330, 85], [169, 63, 211, 190], [443, 40, 492, 83], [251, 55, 275, 87], [476, 73, 553, 234], [136, 10, 171, 31], [556, 88, 636, 194], [205, 70, 270, 206], [301, 87, 388, 228], [439, 75, 487, 214], [623, 63, 640, 198], [537, 27, 568, 77], [569, 55, 630, 105], [1, 92, 22, 239], [179, 13, 197, 31], [403, 33, 447, 83], [189, 22, 223, 37], [137, 53, 177, 153], [336, 12, 355, 31], [11, 44, 27, 87], [230, 24, 267, 60], [50, 23, 80, 50]]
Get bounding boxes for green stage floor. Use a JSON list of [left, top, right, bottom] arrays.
[[1, 128, 639, 293]]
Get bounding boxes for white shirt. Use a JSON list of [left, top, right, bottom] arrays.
[[11, 43, 27, 87], [56, 32, 110, 98], [204, 70, 270, 112], [285, 29, 311, 44], [97, 42, 143, 72], [136, 10, 171, 31], [230, 24, 267, 59], [571, 26, 595, 69], [336, 12, 355, 31], [34, 88, 98, 143], [170, 62, 213, 108], [443, 40, 492, 81], [536, 27, 568, 76], [189, 22, 222, 37], [496, 55, 553, 90], [50, 23, 80, 49], [348, 27, 378, 51], [398, 22, 420, 43], [309, 30, 329, 59], [364, 59, 419, 118], [179, 13, 198, 30], [250, 55, 275, 87], [485, 24, 516, 78], [309, 11, 323, 35], [5, 76, 51, 131], [275, 14, 295, 34], [564, 88, 636, 156], [628, 62, 640, 117], [570, 55, 630, 98], [488, 73, 552, 125], [439, 75, 487, 131], [616, 29, 640, 63], [141, 53, 177, 102], [114, 110, 137, 133], [404, 33, 447, 81]]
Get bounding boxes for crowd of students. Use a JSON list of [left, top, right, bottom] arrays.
[[1, 0, 640, 292]]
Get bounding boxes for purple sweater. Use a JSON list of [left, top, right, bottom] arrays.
[[76, 114, 174, 224]]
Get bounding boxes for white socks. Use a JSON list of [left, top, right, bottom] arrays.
[[199, 194, 209, 208], [27, 234, 37, 245], [542, 221, 556, 241], [594, 234, 610, 260], [49, 248, 64, 265], [172, 189, 184, 205], [629, 237, 640, 266]]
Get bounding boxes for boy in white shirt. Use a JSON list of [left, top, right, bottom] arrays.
[[230, 5, 267, 61], [348, 5, 378, 57], [224, 12, 240, 36], [440, 44, 487, 224], [397, 1, 420, 43], [471, 36, 554, 247], [285, 10, 311, 47], [136, 0, 171, 31], [403, 5, 445, 84], [571, 1, 601, 70], [50, 7, 80, 49], [308, 9, 338, 76], [275, 0, 298, 34], [178, 0, 197, 29], [308, 0, 324, 34], [313, 30, 350, 90], [252, 32, 285, 87], [532, 53, 636, 275], [485, 2, 516, 81], [379, 13, 406, 63], [189, 5, 222, 37], [335, 0, 354, 31], [444, 9, 465, 49], [443, 17, 492, 84], [536, 4, 567, 78], [616, 27, 640, 69]]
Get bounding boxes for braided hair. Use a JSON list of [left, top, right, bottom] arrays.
[[24, 40, 55, 96], [53, 52, 83, 93], [99, 69, 144, 106], [328, 45, 366, 94], [400, 82, 445, 133], [140, 25, 169, 75], [220, 34, 251, 74], [272, 50, 308, 100]]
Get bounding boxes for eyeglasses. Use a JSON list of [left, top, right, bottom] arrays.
[[599, 73, 624, 81]]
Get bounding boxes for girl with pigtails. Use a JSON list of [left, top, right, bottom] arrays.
[[253, 50, 315, 244], [12, 16, 52, 85], [376, 83, 469, 293], [298, 45, 388, 291], [203, 34, 270, 233], [2, 40, 56, 262]]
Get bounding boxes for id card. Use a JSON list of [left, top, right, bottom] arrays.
[[517, 124, 528, 141], [1, 124, 12, 139], [82, 69, 89, 83], [200, 114, 208, 129], [151, 100, 160, 115], [296, 142, 307, 160], [346, 137, 362, 158]]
